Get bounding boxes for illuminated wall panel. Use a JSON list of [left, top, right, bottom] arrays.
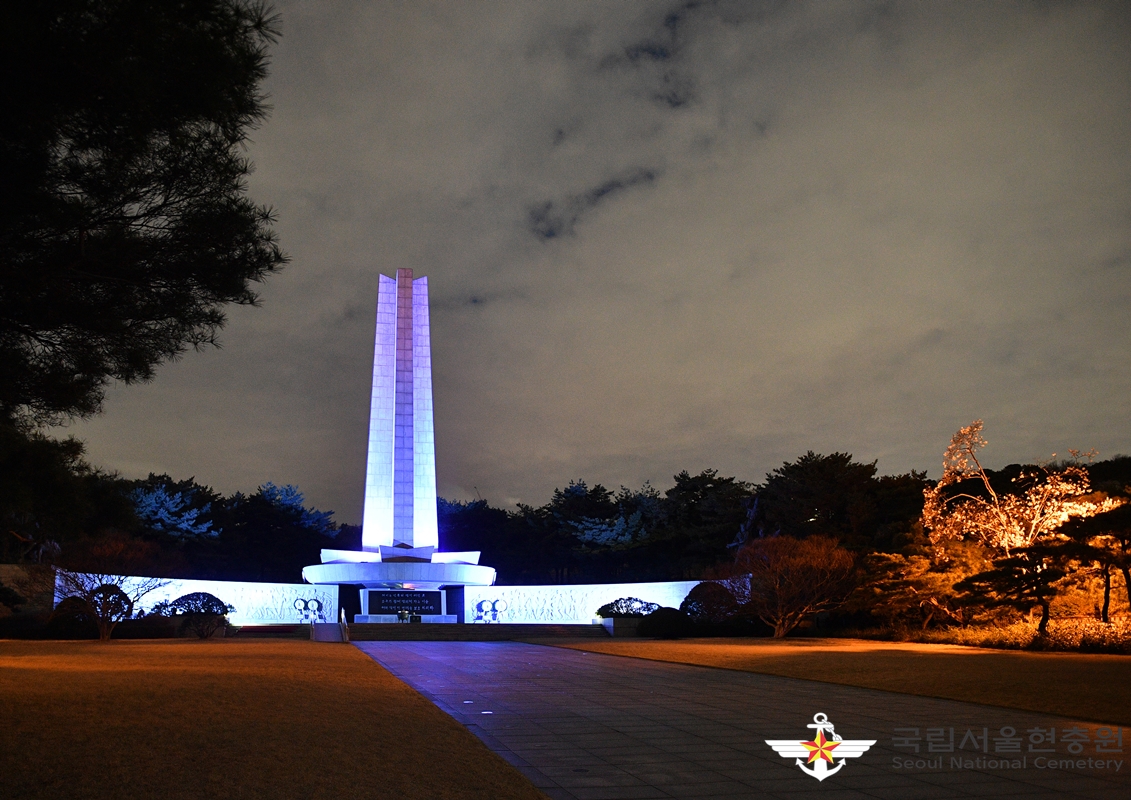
[[55, 574, 339, 626], [463, 580, 702, 624]]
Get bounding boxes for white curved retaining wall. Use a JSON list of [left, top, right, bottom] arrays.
[[55, 574, 339, 626], [56, 574, 700, 626], [464, 580, 701, 624]]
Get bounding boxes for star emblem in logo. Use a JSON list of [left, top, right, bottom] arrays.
[[802, 729, 840, 763]]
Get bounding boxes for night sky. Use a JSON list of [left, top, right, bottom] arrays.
[[65, 1, 1131, 525]]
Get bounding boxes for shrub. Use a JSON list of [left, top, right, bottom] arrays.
[[0, 612, 53, 639], [680, 582, 739, 624], [111, 615, 179, 639], [154, 592, 235, 639], [46, 596, 98, 639], [0, 579, 26, 613], [920, 622, 1038, 650], [916, 618, 1131, 654], [637, 607, 695, 639], [596, 597, 661, 618], [55, 582, 136, 641], [1046, 618, 1131, 654]]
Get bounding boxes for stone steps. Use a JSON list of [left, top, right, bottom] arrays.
[[347, 623, 610, 641]]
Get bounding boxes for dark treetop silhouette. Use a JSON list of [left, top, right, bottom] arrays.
[[0, 0, 285, 426]]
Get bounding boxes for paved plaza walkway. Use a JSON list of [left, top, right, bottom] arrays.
[[356, 641, 1128, 800]]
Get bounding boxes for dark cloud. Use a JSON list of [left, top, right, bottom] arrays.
[[65, 0, 1131, 523], [529, 168, 658, 238]]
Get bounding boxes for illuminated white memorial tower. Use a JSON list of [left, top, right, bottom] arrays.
[[363, 269, 438, 550], [303, 268, 495, 622]]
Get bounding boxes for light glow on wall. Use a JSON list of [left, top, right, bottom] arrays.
[[464, 580, 701, 625], [55, 574, 339, 626]]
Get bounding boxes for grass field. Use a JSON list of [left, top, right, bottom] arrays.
[[547, 637, 1131, 726], [7, 637, 1125, 799], [0, 640, 546, 800]]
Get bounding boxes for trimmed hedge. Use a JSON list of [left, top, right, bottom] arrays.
[[596, 597, 661, 618], [637, 607, 695, 639]]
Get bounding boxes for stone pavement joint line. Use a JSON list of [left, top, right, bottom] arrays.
[[354, 641, 1128, 800]]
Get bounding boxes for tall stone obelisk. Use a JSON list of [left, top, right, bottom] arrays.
[[302, 269, 494, 611], [361, 268, 438, 550]]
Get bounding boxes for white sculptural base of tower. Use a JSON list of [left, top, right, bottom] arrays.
[[302, 268, 495, 622]]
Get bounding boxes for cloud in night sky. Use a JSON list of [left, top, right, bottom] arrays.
[[67, 0, 1131, 523]]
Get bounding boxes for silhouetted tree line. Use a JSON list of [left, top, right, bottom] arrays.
[[5, 416, 1131, 649], [440, 456, 928, 585], [1, 418, 931, 586], [443, 434, 1131, 649], [0, 423, 338, 582]]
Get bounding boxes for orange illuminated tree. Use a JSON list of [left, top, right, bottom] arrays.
[[921, 421, 1115, 555]]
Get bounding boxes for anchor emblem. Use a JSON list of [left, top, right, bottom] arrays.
[[766, 713, 876, 782]]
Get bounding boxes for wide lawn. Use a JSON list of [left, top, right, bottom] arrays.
[[548, 637, 1131, 726], [0, 640, 546, 800]]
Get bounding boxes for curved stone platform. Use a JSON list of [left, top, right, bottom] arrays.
[[302, 561, 496, 590]]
